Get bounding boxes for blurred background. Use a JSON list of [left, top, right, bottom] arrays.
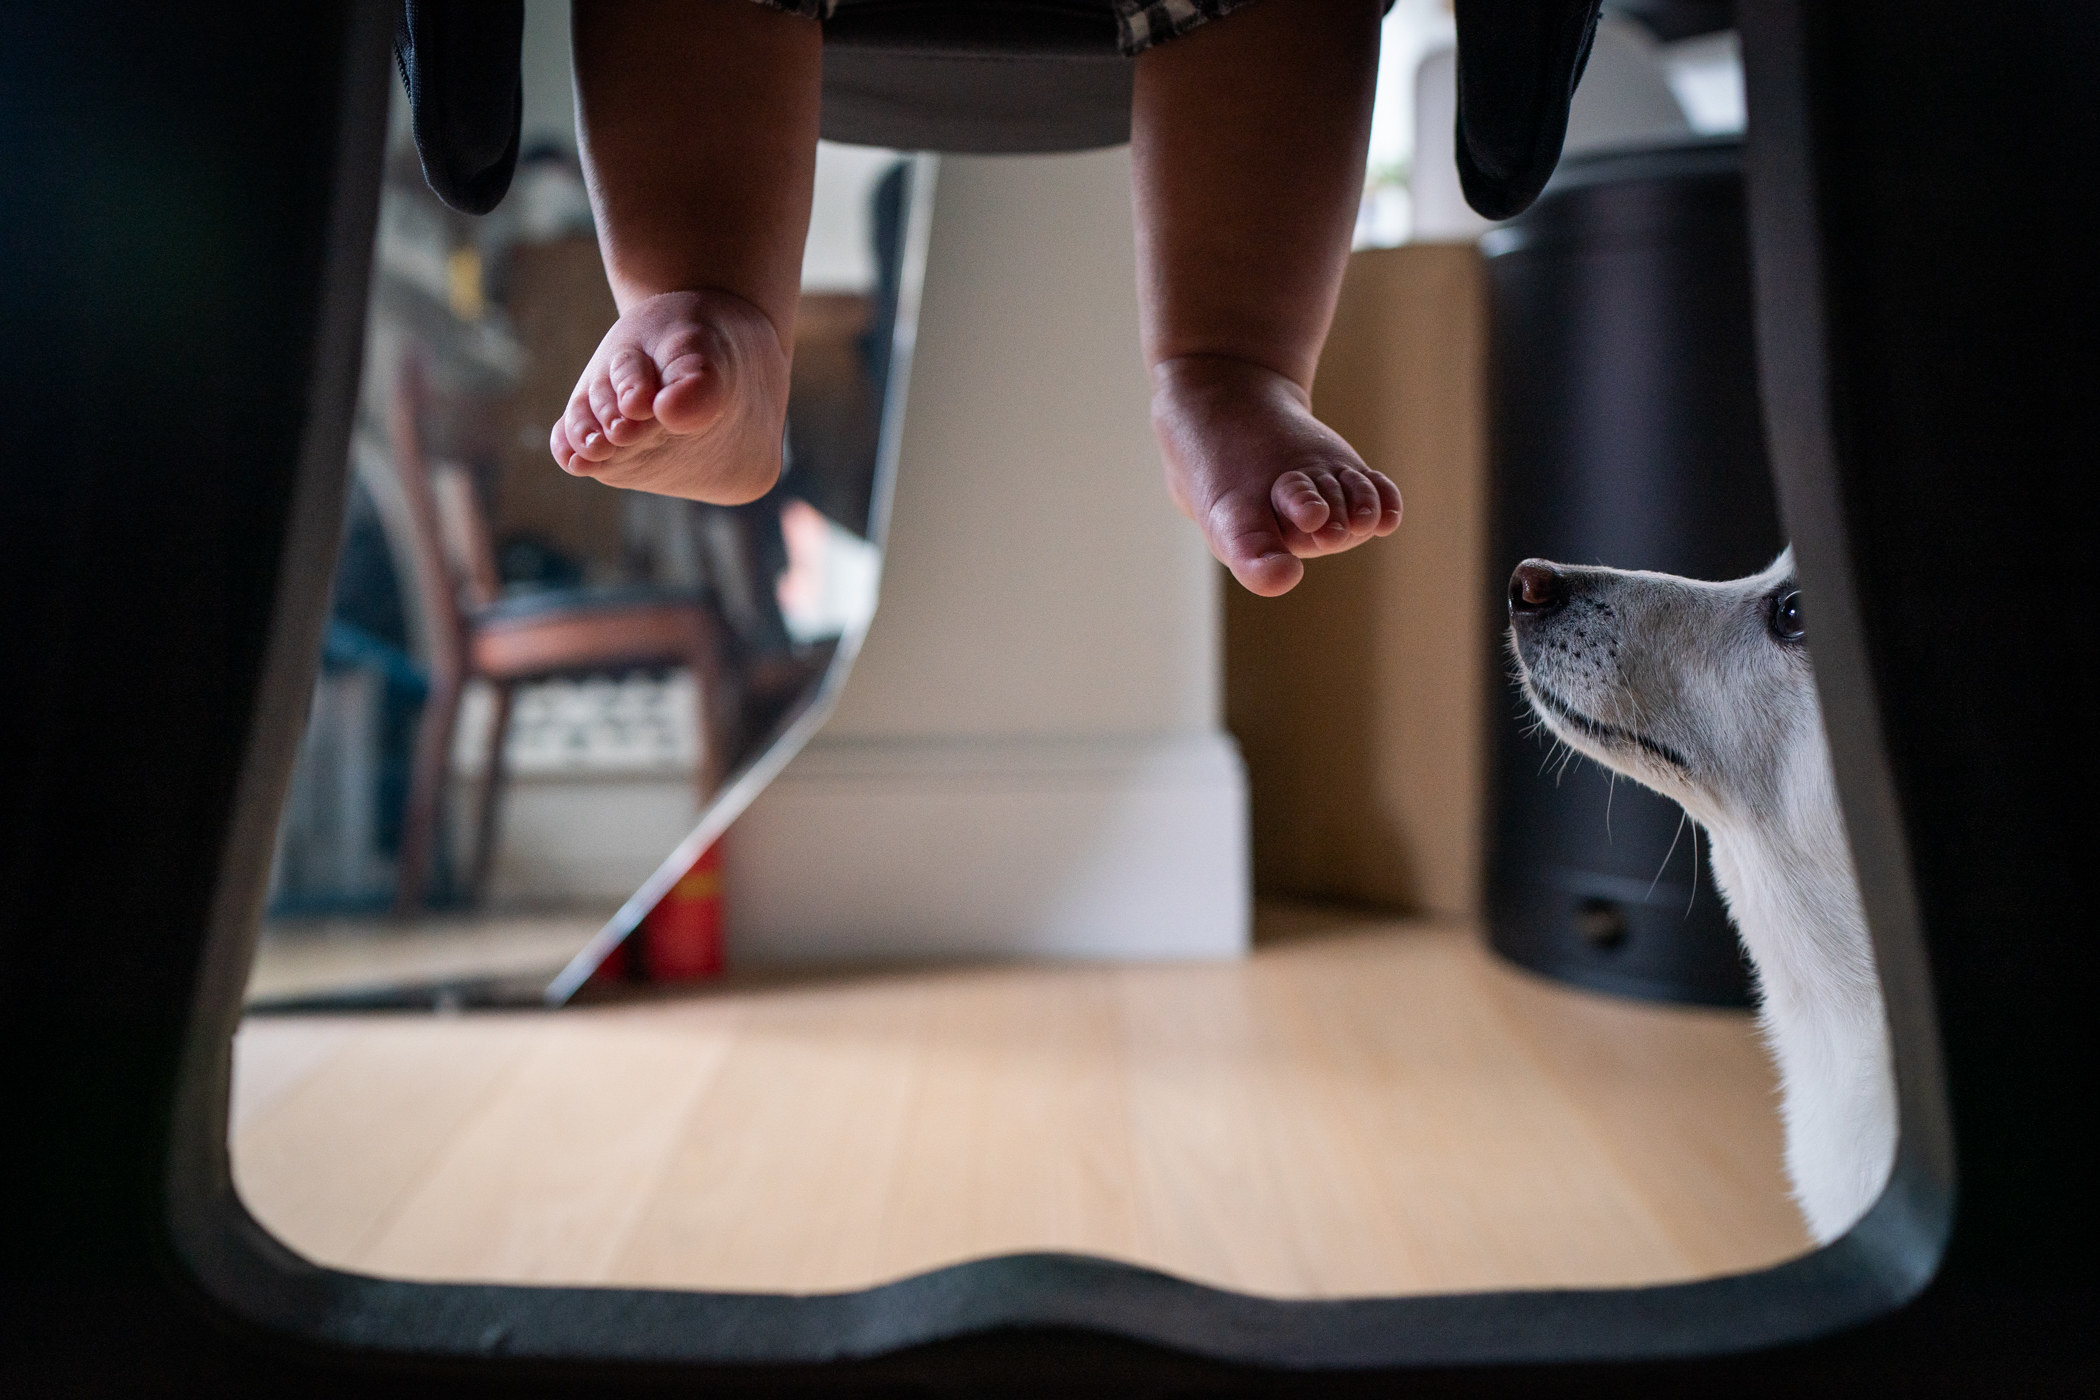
[[232, 0, 1812, 1307], [251, 0, 913, 1002]]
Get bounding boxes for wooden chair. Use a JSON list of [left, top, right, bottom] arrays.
[[387, 358, 736, 913]]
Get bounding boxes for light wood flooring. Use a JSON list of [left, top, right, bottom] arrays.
[[230, 904, 1810, 1299]]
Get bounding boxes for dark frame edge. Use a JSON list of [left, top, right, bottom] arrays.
[[160, 0, 400, 1348], [1736, 0, 1956, 1286], [151, 0, 1953, 1382]]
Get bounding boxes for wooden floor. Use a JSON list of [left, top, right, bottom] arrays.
[[230, 904, 1810, 1298]]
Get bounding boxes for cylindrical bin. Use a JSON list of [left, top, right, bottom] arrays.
[[1482, 141, 1779, 1006]]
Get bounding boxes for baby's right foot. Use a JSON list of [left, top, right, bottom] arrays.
[[550, 289, 791, 504], [1152, 356, 1402, 596]]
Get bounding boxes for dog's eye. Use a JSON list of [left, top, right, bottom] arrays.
[[1770, 589, 1806, 642]]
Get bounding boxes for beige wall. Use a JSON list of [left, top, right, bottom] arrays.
[[1226, 243, 1491, 919], [822, 149, 1220, 743], [728, 149, 1247, 962]]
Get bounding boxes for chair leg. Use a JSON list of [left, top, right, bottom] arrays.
[[468, 681, 513, 905], [691, 624, 737, 804], [393, 671, 462, 915]]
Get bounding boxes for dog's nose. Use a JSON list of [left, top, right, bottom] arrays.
[[1509, 561, 1564, 614]]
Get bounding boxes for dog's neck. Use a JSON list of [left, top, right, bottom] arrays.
[[1701, 787, 1896, 1244]]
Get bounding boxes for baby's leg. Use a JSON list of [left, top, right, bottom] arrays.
[[553, 0, 821, 503], [1132, 0, 1395, 595]]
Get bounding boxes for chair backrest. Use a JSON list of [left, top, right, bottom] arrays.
[[427, 462, 502, 613], [386, 356, 502, 681]]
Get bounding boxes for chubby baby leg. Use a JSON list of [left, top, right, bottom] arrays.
[[554, 0, 821, 502], [1132, 0, 1393, 594]]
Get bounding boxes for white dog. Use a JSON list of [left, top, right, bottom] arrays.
[[1505, 548, 1895, 1244]]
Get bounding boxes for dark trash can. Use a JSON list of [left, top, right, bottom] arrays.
[[1482, 140, 1780, 1007]]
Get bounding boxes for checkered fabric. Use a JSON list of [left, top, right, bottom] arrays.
[[1113, 0, 1262, 55], [747, 0, 1262, 55]]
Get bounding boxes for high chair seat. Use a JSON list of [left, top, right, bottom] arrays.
[[394, 0, 1606, 215]]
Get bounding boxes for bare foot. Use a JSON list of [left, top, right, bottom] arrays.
[[550, 289, 790, 503], [1151, 355, 1402, 596]]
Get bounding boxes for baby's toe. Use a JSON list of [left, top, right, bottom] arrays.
[[1208, 491, 1306, 597], [1370, 470, 1403, 534], [610, 349, 660, 421], [1300, 469, 1353, 543], [559, 398, 615, 467], [1231, 547, 1307, 596], [651, 369, 726, 440], [1272, 470, 1333, 535], [1337, 467, 1384, 537], [588, 376, 655, 448], [586, 377, 629, 441], [653, 352, 724, 435]]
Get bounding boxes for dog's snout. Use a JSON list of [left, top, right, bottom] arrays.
[[1509, 561, 1564, 615]]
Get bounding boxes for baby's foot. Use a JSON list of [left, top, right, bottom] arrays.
[[1151, 355, 1402, 596], [550, 289, 791, 504]]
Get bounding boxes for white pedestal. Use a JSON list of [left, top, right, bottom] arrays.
[[726, 734, 1247, 961], [728, 149, 1250, 963]]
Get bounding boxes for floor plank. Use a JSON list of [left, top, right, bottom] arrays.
[[231, 908, 1811, 1297], [233, 1019, 536, 1264], [359, 1014, 738, 1284]]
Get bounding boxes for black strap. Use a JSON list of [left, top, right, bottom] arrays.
[[394, 0, 524, 216], [392, 0, 1606, 223], [1453, 0, 1605, 220]]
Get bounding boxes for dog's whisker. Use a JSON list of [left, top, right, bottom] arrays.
[[1646, 807, 1688, 904], [1686, 821, 1700, 918], [1537, 739, 1562, 778]]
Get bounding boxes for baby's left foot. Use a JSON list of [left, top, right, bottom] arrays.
[[550, 288, 791, 504], [1151, 355, 1402, 596]]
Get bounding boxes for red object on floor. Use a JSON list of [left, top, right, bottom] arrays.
[[586, 939, 631, 986], [638, 842, 724, 982]]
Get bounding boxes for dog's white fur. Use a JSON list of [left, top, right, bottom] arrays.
[[1506, 548, 1895, 1244]]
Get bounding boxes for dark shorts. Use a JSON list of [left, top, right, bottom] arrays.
[[754, 0, 1263, 57]]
